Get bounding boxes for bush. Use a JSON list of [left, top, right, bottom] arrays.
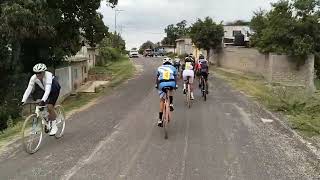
[[0, 73, 29, 131], [98, 47, 122, 65]]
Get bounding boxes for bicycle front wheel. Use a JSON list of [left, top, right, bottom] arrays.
[[22, 114, 43, 154], [54, 105, 66, 139]]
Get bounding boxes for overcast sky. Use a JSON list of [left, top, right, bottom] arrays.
[[98, 0, 277, 50]]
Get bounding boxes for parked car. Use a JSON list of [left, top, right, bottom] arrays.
[[143, 49, 154, 57], [129, 50, 139, 58]]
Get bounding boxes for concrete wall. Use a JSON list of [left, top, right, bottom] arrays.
[[176, 38, 193, 55], [54, 60, 89, 102], [87, 48, 97, 68], [164, 47, 175, 53], [217, 47, 315, 91], [270, 54, 315, 90], [55, 66, 72, 101], [71, 61, 88, 90]]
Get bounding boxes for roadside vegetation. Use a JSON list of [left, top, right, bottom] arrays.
[[215, 68, 320, 137], [63, 57, 135, 113]]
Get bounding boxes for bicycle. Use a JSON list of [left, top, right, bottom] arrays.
[[200, 75, 208, 101], [21, 102, 66, 154], [161, 87, 172, 139], [185, 76, 192, 108]]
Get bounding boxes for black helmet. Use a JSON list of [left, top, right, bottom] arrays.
[[199, 54, 205, 59]]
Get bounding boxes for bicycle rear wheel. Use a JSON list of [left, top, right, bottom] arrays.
[[202, 78, 207, 101], [163, 101, 169, 139], [187, 84, 191, 108], [54, 105, 66, 139], [22, 114, 43, 154]]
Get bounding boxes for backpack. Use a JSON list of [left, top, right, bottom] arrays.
[[200, 61, 208, 73]]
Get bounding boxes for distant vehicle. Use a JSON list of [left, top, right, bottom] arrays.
[[143, 49, 154, 57], [129, 50, 139, 58], [154, 48, 165, 57]]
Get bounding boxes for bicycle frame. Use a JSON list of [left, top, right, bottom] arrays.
[[34, 106, 50, 127], [162, 89, 171, 139]]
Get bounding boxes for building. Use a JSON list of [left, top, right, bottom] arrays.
[[157, 45, 176, 54], [175, 38, 193, 55], [223, 25, 252, 45], [87, 47, 99, 69]]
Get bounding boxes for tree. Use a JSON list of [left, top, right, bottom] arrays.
[[139, 41, 155, 54], [190, 17, 224, 58], [250, 0, 320, 58], [162, 20, 190, 45], [226, 20, 250, 26], [0, 0, 118, 131]]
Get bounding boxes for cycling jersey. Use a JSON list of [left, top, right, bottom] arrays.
[[157, 65, 177, 82], [182, 58, 195, 71], [198, 59, 209, 73], [22, 71, 61, 103]]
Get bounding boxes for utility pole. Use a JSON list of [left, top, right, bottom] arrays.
[[114, 9, 124, 34], [113, 9, 124, 48]]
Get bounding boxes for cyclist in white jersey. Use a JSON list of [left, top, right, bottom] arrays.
[[21, 63, 61, 136]]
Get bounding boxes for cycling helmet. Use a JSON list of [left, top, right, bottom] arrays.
[[163, 57, 172, 64], [33, 63, 47, 73], [199, 54, 205, 59]]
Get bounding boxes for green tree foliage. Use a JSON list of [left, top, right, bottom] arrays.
[[98, 32, 126, 65], [190, 17, 224, 58], [0, 0, 118, 131], [162, 20, 190, 45], [226, 20, 250, 26], [139, 41, 155, 54], [250, 0, 320, 58]]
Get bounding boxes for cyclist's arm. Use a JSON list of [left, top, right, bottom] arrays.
[[22, 75, 36, 103], [41, 72, 53, 102]]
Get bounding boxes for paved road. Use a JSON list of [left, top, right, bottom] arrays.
[[0, 57, 319, 180]]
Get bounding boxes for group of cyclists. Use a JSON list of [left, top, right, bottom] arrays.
[[156, 53, 209, 127], [20, 53, 209, 132]]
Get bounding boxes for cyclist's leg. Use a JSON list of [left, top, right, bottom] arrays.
[[189, 71, 195, 99], [182, 70, 187, 94], [158, 89, 165, 127], [168, 88, 175, 111], [46, 89, 60, 135], [47, 89, 60, 121]]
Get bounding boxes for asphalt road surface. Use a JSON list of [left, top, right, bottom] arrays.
[[0, 57, 319, 180]]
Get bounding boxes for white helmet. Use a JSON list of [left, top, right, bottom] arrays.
[[33, 63, 47, 73], [163, 57, 172, 64]]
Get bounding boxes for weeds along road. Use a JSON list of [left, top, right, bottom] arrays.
[[0, 57, 319, 180]]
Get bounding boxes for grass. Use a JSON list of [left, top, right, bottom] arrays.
[[214, 68, 320, 137], [0, 57, 135, 150]]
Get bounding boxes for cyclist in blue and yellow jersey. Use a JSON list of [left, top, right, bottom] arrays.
[[155, 57, 178, 127]]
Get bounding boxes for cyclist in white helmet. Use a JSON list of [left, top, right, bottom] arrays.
[[155, 57, 178, 127], [21, 63, 61, 136]]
